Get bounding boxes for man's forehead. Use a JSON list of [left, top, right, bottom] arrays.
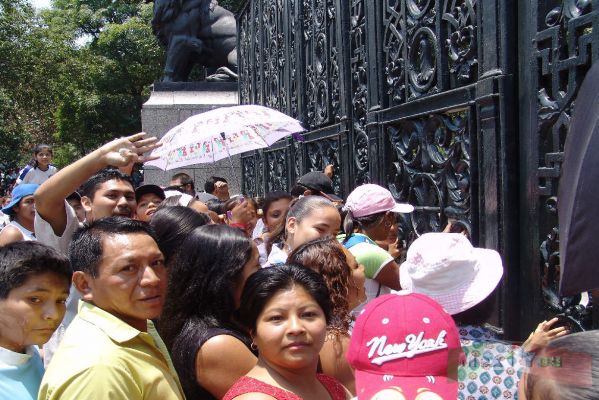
[[98, 232, 161, 258], [96, 179, 134, 192]]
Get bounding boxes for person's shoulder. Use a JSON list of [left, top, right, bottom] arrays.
[[0, 224, 25, 245], [200, 333, 250, 356]]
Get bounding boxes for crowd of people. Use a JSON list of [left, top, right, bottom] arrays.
[[0, 134, 596, 400]]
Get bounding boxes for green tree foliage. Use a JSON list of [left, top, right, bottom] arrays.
[[1, 0, 243, 166]]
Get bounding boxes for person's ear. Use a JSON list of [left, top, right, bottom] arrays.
[[72, 271, 94, 302], [303, 189, 313, 197], [81, 195, 93, 215], [286, 217, 297, 236]]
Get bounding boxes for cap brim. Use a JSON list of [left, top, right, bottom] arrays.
[[135, 185, 166, 202], [390, 203, 414, 214], [319, 191, 343, 202], [402, 248, 504, 315], [355, 370, 458, 400]]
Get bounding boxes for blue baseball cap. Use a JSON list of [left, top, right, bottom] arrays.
[[1, 184, 39, 216]]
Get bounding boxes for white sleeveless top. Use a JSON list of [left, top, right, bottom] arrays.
[[0, 221, 36, 241]]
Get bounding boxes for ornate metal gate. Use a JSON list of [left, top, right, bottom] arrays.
[[237, 0, 597, 338]]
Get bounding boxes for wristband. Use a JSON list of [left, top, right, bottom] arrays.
[[229, 223, 249, 231]]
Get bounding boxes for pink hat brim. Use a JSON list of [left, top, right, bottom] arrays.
[[400, 247, 504, 315], [355, 369, 458, 399]]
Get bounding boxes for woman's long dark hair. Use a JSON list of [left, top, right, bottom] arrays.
[[159, 224, 254, 393], [150, 206, 210, 264]]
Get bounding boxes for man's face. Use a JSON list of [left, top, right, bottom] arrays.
[[0, 272, 70, 353], [83, 233, 167, 331], [170, 178, 194, 195], [82, 179, 136, 222], [214, 181, 230, 201]]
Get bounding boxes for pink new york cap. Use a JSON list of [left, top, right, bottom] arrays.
[[344, 184, 414, 218], [347, 293, 463, 400]]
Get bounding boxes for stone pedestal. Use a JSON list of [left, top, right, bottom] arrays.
[[141, 82, 241, 194]]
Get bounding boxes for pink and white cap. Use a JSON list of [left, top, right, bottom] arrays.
[[344, 184, 414, 218], [346, 293, 463, 400]]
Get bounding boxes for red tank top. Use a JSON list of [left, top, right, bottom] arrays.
[[223, 374, 346, 400]]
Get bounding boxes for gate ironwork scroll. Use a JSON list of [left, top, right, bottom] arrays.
[[237, 0, 598, 337]]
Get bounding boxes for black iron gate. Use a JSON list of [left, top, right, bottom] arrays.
[[237, 0, 597, 339]]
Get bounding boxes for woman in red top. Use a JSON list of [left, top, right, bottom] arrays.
[[223, 264, 350, 400]]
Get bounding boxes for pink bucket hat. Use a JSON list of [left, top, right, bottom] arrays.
[[399, 233, 503, 315], [344, 184, 414, 218], [347, 293, 463, 399]]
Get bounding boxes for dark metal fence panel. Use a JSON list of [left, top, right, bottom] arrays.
[[518, 0, 598, 335], [237, 0, 598, 336]]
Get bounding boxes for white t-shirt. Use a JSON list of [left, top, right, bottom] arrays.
[[16, 165, 58, 185], [34, 202, 82, 366]]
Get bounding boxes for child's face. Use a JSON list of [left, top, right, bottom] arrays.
[[0, 272, 70, 353], [35, 148, 52, 168]]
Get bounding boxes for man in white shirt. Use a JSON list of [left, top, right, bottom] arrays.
[[33, 133, 160, 364]]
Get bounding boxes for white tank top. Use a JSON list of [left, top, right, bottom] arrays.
[[1, 220, 36, 241]]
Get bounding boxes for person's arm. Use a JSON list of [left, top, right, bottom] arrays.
[[320, 334, 355, 395], [374, 260, 401, 290], [0, 225, 25, 246], [195, 334, 257, 399], [34, 133, 159, 236]]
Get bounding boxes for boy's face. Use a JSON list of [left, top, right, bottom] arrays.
[[0, 272, 70, 353], [135, 193, 163, 222]]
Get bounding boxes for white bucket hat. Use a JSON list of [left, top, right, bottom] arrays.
[[399, 233, 503, 315]]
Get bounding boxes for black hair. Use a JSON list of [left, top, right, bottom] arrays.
[[262, 191, 293, 218], [290, 183, 309, 198], [525, 330, 599, 400], [0, 241, 71, 299], [237, 263, 331, 333], [79, 169, 133, 200], [204, 176, 227, 194], [31, 144, 53, 170], [342, 210, 387, 243], [160, 224, 254, 346], [158, 224, 254, 395], [170, 173, 195, 192], [150, 206, 210, 263], [68, 217, 158, 277]]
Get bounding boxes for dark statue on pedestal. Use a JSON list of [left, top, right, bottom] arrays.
[[150, 0, 238, 82]]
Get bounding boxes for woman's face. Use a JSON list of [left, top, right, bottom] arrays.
[[264, 198, 291, 232], [286, 206, 341, 251], [35, 148, 52, 169], [232, 244, 260, 309], [253, 285, 327, 371], [342, 248, 366, 309]]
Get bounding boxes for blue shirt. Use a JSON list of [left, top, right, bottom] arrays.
[[0, 345, 44, 400]]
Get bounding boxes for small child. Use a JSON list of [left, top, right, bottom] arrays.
[[16, 144, 58, 185], [0, 241, 71, 400]]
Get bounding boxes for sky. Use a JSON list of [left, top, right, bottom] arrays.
[[31, 0, 53, 9]]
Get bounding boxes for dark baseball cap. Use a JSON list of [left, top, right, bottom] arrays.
[[135, 184, 165, 203], [296, 171, 342, 202]]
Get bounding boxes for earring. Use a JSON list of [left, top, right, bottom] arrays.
[[250, 342, 258, 351]]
